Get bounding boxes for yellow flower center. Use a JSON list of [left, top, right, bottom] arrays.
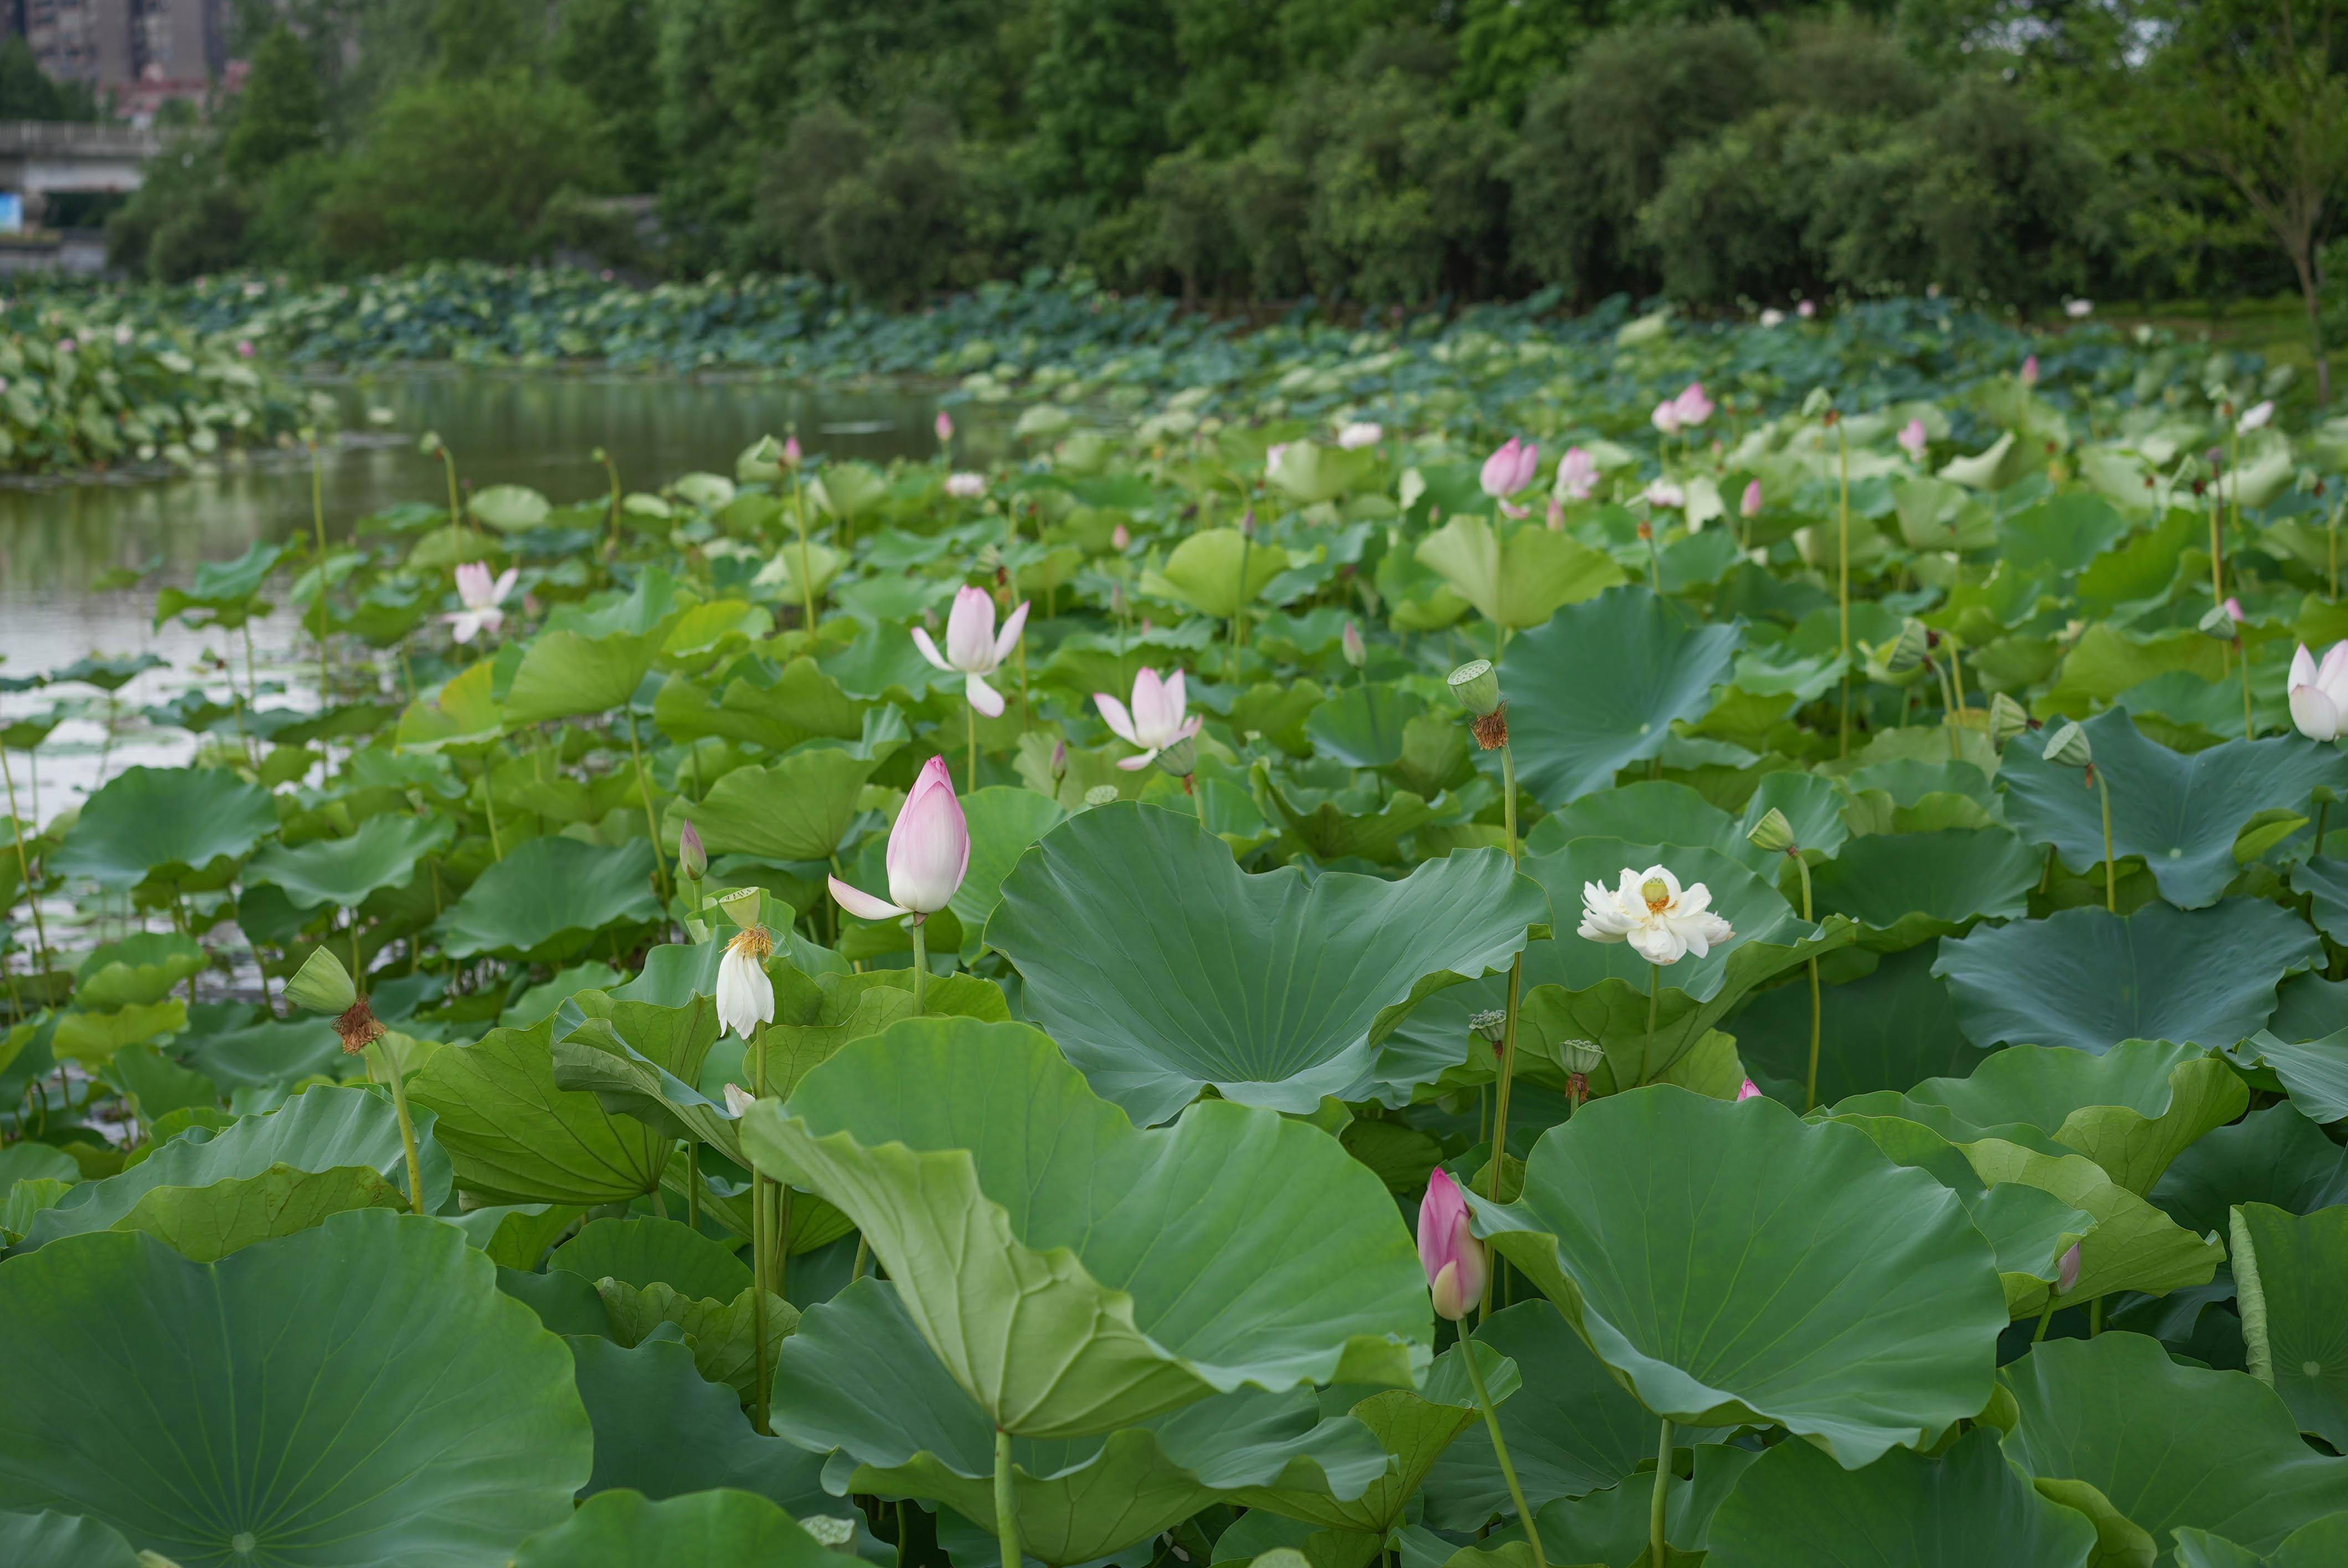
[[728, 926, 774, 962], [1641, 878, 1672, 914]]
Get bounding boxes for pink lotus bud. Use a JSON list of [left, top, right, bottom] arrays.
[[1112, 522, 1131, 550], [781, 435, 803, 466], [1479, 437, 1539, 504], [1672, 382, 1713, 427], [2057, 1242, 2082, 1294], [1417, 1168, 1488, 1322], [2225, 596, 2245, 622], [935, 409, 954, 444], [1650, 400, 1681, 437], [1796, 300, 1816, 319], [677, 820, 707, 881], [1049, 737, 1068, 780], [827, 755, 970, 921], [2021, 355, 2040, 389], [1740, 479, 1763, 519], [1546, 496, 1565, 530], [1737, 1079, 1762, 1101], [1342, 621, 1366, 669], [1898, 419, 1929, 462], [236, 339, 256, 359], [1553, 446, 1598, 503]]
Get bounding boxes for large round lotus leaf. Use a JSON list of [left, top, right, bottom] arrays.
[[2000, 714, 2348, 909], [2231, 1202, 2348, 1450], [674, 747, 874, 863], [73, 930, 206, 1009], [1523, 779, 1775, 878], [50, 765, 279, 890], [23, 1082, 449, 1247], [510, 1488, 839, 1568], [1705, 1425, 2097, 1568], [0, 1209, 593, 1565], [1465, 1085, 2006, 1467], [1422, 1301, 1698, 1530], [472, 483, 553, 533], [1833, 1040, 2248, 1196], [443, 836, 663, 963], [243, 812, 455, 910], [0, 1510, 147, 1568], [1496, 585, 1743, 807], [2153, 1104, 2348, 1239], [1737, 947, 1994, 1105], [1511, 837, 1852, 1091], [1141, 528, 1285, 618], [2002, 1334, 2348, 1564], [773, 1276, 1388, 1566], [552, 1216, 751, 1302], [1531, 1442, 1759, 1567], [1306, 683, 1428, 770], [569, 1331, 832, 1514], [2223, 1029, 2348, 1125], [739, 1017, 1431, 1438], [2175, 1515, 2348, 1568], [410, 1017, 670, 1204], [1809, 827, 2041, 950], [987, 804, 1543, 1123], [946, 786, 1068, 960], [1414, 514, 1625, 631], [1934, 901, 2319, 1055], [1958, 1135, 2223, 1314]]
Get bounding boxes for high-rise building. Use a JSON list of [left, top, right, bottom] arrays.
[[11, 0, 230, 119]]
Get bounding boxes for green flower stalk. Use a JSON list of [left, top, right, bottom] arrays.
[[1749, 808, 1822, 1110], [1420, 1170, 1546, 1568], [1449, 659, 1526, 1266], [2044, 721, 2114, 913]]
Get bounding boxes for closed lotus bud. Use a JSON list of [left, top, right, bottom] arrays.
[[1737, 1079, 1762, 1101], [1417, 1168, 1489, 1323], [2057, 1241, 2082, 1295], [1154, 734, 1198, 777], [2043, 720, 2093, 770], [1882, 618, 1929, 675], [1050, 737, 1069, 780], [1448, 659, 1503, 717], [1747, 807, 1798, 855], [781, 435, 803, 466], [1342, 621, 1366, 669], [1112, 522, 1131, 550], [677, 820, 708, 881], [1989, 692, 2033, 749]]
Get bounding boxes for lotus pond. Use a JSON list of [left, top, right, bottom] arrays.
[[3, 300, 2348, 1568]]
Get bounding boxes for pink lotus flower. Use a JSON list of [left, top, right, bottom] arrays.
[[1672, 382, 1713, 427], [1554, 446, 1598, 502], [2225, 596, 2246, 623], [912, 585, 1029, 718], [1740, 479, 1763, 519], [1337, 421, 1382, 449], [1095, 667, 1202, 771], [236, 339, 256, 359], [1898, 419, 1929, 462], [1418, 1168, 1487, 1322], [935, 409, 954, 444], [781, 435, 803, 466], [1111, 522, 1131, 550], [1480, 438, 1539, 518], [444, 561, 517, 644], [1737, 1079, 1762, 1101], [55, 337, 74, 354], [944, 471, 985, 499], [2021, 355, 2040, 389], [828, 755, 970, 922], [1650, 400, 1681, 437], [2240, 401, 2275, 434], [1796, 300, 1816, 319], [2289, 642, 2348, 741]]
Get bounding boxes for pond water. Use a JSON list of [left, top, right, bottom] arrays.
[[0, 371, 988, 811]]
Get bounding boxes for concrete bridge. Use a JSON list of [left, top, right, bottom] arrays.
[[0, 120, 162, 224]]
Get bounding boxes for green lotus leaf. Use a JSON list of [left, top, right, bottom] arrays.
[[553, 1017, 746, 1162], [811, 461, 884, 519], [773, 1275, 1390, 1566], [153, 539, 285, 628], [1834, 1040, 2248, 1196], [569, 1330, 831, 1514], [410, 1017, 671, 1205], [1531, 1442, 1758, 1567], [0, 1210, 592, 1565], [1260, 777, 1439, 864], [676, 747, 875, 863], [2153, 1103, 2348, 1239], [2002, 1334, 2348, 1565], [244, 812, 454, 910], [0, 1142, 76, 1189], [1229, 1338, 1519, 1539], [112, 1162, 408, 1261], [553, 1216, 751, 1301], [988, 804, 1543, 1122], [1414, 514, 1626, 631], [2288, 855, 2348, 945], [599, 1280, 794, 1400], [946, 786, 1068, 958], [1306, 683, 1429, 770], [1525, 778, 1775, 877], [173, 1002, 343, 1089], [2174, 1515, 2348, 1568], [1269, 440, 1381, 504], [511, 1487, 840, 1568], [51, 765, 278, 890], [2000, 714, 2348, 909], [442, 837, 663, 963], [1935, 902, 2319, 1055], [1959, 1134, 2223, 1313], [22, 1083, 449, 1247], [1465, 1085, 2007, 1467], [1497, 585, 1743, 807], [503, 628, 677, 728], [1423, 1301, 1704, 1530], [1142, 528, 1285, 618], [652, 658, 867, 752], [739, 1017, 1431, 1438], [1737, 947, 1994, 1104], [50, 997, 186, 1065], [74, 931, 205, 1010], [1809, 827, 2041, 950], [396, 658, 507, 751], [2222, 1030, 2348, 1125], [1511, 837, 1853, 1090], [2231, 1202, 2348, 1450], [1705, 1426, 2098, 1568], [0, 1510, 150, 1568], [472, 483, 553, 533]]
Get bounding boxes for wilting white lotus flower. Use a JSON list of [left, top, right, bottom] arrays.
[[2289, 641, 2348, 741], [723, 1082, 756, 1117], [828, 755, 970, 922], [715, 926, 775, 1041], [944, 471, 985, 498], [1578, 865, 1735, 966], [2065, 298, 2094, 319], [1644, 481, 1685, 509], [1337, 420, 1382, 449], [912, 585, 1029, 718], [444, 561, 517, 644], [1095, 666, 1202, 770], [1759, 308, 1786, 328], [2240, 401, 2275, 434]]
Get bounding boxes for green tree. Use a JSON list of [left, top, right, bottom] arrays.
[[553, 0, 664, 190], [431, 0, 539, 80], [0, 35, 100, 121], [223, 27, 326, 183], [1027, 0, 1180, 207]]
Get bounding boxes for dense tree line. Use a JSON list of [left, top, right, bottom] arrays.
[[93, 0, 2341, 336]]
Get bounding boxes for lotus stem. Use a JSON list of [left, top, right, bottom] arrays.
[[1932, 661, 1960, 762], [2089, 1297, 2102, 1337], [1649, 1417, 1675, 1568], [625, 712, 668, 904], [0, 744, 52, 979], [2318, 800, 2330, 859], [1795, 853, 1821, 1113], [853, 1233, 869, 1281], [1948, 638, 1968, 720], [910, 919, 930, 1015], [311, 438, 331, 713], [2239, 638, 2254, 741], [440, 442, 464, 535], [751, 1030, 774, 1434], [369, 1040, 426, 1216], [1836, 420, 1852, 759], [993, 1426, 1022, 1568], [686, 1143, 701, 1230], [1481, 951, 1525, 1321], [1500, 741, 1518, 862], [1641, 961, 1661, 1086], [1461, 1339, 1545, 1568], [2096, 771, 2115, 914], [2210, 488, 2229, 677], [791, 476, 818, 636], [603, 450, 622, 561], [2032, 1295, 2057, 1342]]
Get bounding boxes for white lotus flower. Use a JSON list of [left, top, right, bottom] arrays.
[[2239, 400, 2275, 434], [723, 1082, 756, 1117], [715, 926, 775, 1040], [2289, 641, 2348, 741], [944, 471, 986, 498], [1759, 308, 1786, 328], [912, 585, 1029, 718], [1644, 481, 1685, 509], [2065, 298, 2094, 319], [1094, 666, 1202, 771], [444, 561, 517, 644], [1578, 866, 1735, 967], [1337, 421, 1383, 449]]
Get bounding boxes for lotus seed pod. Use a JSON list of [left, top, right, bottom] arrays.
[[1882, 619, 1929, 674], [718, 886, 764, 931], [1557, 1039, 1606, 1076], [1469, 1009, 1508, 1044], [284, 947, 357, 1017], [1154, 735, 1198, 777], [1747, 807, 1798, 854], [1083, 784, 1119, 807], [2043, 720, 2092, 769], [1989, 691, 2032, 748], [1448, 658, 1502, 716], [2197, 603, 2238, 641]]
